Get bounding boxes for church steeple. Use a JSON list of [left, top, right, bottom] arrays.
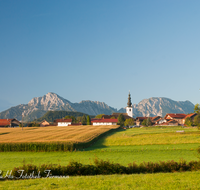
[[126, 91, 133, 118], [127, 91, 132, 107]]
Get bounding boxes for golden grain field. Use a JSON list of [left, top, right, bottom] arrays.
[[0, 125, 119, 143]]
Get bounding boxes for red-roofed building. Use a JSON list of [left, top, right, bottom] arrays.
[[135, 117, 148, 126], [136, 116, 162, 126], [40, 120, 50, 127], [182, 113, 197, 124], [54, 119, 72, 126], [164, 113, 187, 125], [155, 118, 167, 125], [91, 119, 118, 126], [158, 119, 179, 126], [0, 119, 21, 127]]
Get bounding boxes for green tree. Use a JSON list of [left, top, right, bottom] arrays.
[[124, 118, 134, 127], [110, 116, 116, 119], [87, 115, 91, 125], [141, 119, 147, 126], [117, 114, 125, 127], [82, 115, 87, 125], [194, 114, 200, 128], [95, 114, 105, 119], [142, 118, 152, 127], [194, 104, 200, 114], [185, 117, 193, 127], [146, 117, 152, 126], [64, 116, 77, 123], [77, 116, 83, 123]]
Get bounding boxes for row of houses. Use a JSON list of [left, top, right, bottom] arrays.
[[0, 113, 197, 127], [135, 113, 197, 126]]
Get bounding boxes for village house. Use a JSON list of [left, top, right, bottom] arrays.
[[102, 113, 133, 120], [0, 119, 21, 127], [182, 113, 197, 124], [151, 116, 162, 123], [91, 118, 118, 126], [40, 120, 50, 127], [135, 117, 148, 126], [155, 118, 167, 125], [54, 119, 72, 126], [164, 113, 187, 125], [157, 119, 179, 126]]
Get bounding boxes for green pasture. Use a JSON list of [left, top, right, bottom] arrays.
[[0, 126, 199, 174], [92, 126, 200, 146], [1, 171, 200, 190]]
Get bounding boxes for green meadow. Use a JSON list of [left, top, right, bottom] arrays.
[[1, 172, 200, 189], [0, 126, 200, 189]]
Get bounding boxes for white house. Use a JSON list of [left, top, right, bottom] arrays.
[[91, 119, 118, 126], [55, 119, 72, 126]]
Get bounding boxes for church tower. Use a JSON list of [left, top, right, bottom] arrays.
[[126, 92, 133, 118]]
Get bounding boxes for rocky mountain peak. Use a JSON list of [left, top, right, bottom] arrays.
[[0, 94, 195, 121]]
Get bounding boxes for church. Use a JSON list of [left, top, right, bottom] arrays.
[[126, 91, 133, 118], [101, 92, 133, 120], [91, 92, 133, 125]]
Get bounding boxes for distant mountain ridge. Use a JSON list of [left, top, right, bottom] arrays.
[[0, 92, 117, 121], [0, 92, 195, 121], [118, 97, 194, 117]]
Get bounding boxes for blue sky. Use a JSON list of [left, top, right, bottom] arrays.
[[0, 0, 200, 111]]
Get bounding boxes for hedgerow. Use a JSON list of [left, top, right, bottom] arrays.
[[8, 158, 200, 179]]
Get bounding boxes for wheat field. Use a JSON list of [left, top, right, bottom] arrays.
[[0, 125, 119, 143]]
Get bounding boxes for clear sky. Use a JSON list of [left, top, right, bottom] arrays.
[[0, 0, 200, 111]]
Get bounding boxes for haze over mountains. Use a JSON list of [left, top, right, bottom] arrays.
[[0, 92, 195, 121]]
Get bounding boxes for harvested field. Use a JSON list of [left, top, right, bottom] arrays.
[[0, 125, 119, 143]]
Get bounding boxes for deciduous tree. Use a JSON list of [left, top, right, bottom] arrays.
[[95, 114, 105, 119], [185, 117, 193, 127], [117, 114, 125, 127], [194, 104, 200, 114], [124, 118, 134, 127], [142, 118, 152, 127], [194, 114, 200, 128]]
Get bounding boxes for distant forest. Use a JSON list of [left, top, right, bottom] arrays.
[[34, 111, 94, 123]]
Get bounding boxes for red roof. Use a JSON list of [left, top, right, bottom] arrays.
[[156, 118, 163, 122], [91, 119, 118, 123], [151, 116, 161, 121], [167, 119, 179, 123], [55, 119, 72, 122], [0, 119, 12, 126], [136, 117, 148, 121], [165, 113, 187, 119], [184, 113, 197, 119], [157, 119, 178, 125]]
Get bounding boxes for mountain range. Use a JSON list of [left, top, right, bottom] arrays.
[[0, 92, 195, 121]]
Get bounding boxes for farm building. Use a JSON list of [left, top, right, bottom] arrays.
[[0, 119, 21, 127], [164, 113, 187, 125], [91, 119, 118, 126], [182, 113, 197, 124], [155, 118, 167, 125], [40, 120, 50, 127], [54, 119, 72, 126]]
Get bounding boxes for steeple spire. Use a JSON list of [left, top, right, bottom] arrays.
[[127, 91, 132, 107]]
